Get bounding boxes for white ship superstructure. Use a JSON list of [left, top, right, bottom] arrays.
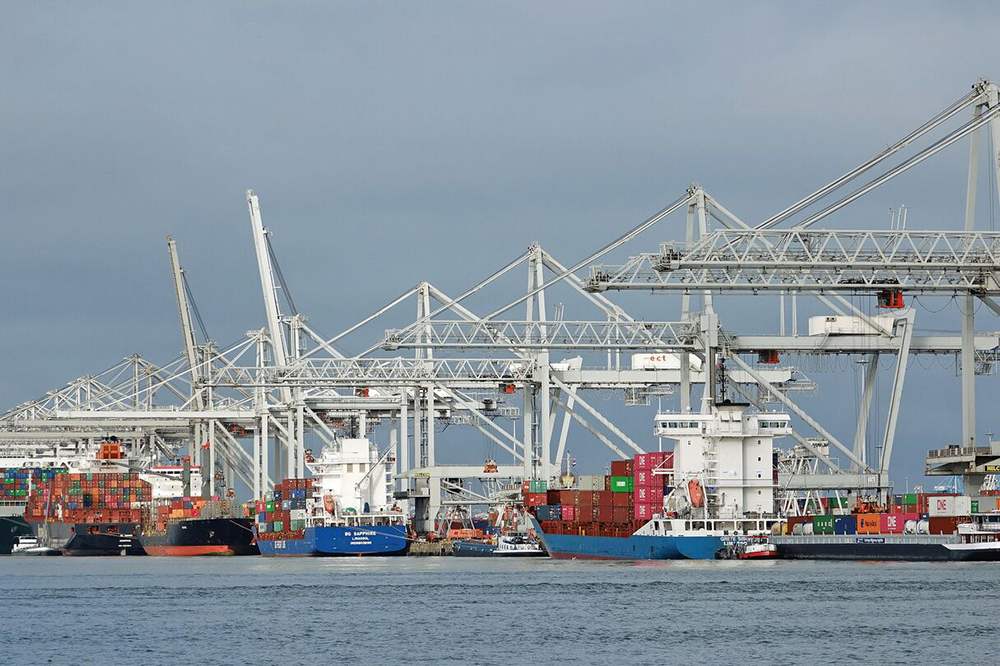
[[306, 437, 395, 518], [655, 402, 790, 519]]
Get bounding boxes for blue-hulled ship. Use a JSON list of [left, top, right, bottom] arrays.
[[256, 437, 410, 557]]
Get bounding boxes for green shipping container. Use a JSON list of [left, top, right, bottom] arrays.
[[813, 515, 835, 534], [827, 497, 849, 509], [265, 501, 275, 512], [903, 494, 917, 505], [273, 521, 283, 531], [529, 480, 548, 493], [972, 500, 980, 513], [610, 476, 634, 493]]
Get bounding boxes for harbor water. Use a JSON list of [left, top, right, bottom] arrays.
[[4, 558, 996, 665]]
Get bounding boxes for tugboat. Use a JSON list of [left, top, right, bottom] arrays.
[[738, 542, 779, 560], [453, 533, 546, 557], [255, 437, 409, 556], [9, 534, 61, 556]]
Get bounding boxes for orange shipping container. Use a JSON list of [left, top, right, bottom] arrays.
[[858, 514, 880, 534]]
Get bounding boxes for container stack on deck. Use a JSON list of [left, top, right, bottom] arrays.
[[527, 452, 674, 537], [784, 492, 1000, 537], [2, 468, 53, 502], [255, 477, 315, 542], [24, 472, 149, 524]]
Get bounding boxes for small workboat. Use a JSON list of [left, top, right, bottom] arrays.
[[738, 542, 779, 560], [453, 534, 545, 557]]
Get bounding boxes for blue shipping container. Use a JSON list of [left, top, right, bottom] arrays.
[[834, 515, 858, 535]]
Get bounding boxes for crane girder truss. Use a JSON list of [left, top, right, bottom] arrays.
[[382, 319, 699, 351], [587, 230, 1000, 294], [7, 79, 1000, 504]]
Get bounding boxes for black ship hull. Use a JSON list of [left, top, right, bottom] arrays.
[[1, 515, 32, 555], [775, 536, 1000, 562], [63, 523, 146, 556], [141, 517, 259, 556]]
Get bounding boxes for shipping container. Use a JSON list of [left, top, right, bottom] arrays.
[[579, 475, 604, 491], [880, 513, 904, 534], [634, 503, 654, 520], [928, 495, 971, 517], [611, 506, 631, 523], [610, 476, 634, 493], [833, 515, 857, 535], [561, 505, 576, 521], [813, 515, 835, 534], [525, 493, 547, 507], [857, 514, 880, 534], [610, 460, 633, 477], [634, 485, 664, 503], [928, 516, 961, 535]]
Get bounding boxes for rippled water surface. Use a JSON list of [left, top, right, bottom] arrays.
[[4, 556, 996, 665]]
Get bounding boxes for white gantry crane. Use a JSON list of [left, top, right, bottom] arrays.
[[3, 79, 1000, 530]]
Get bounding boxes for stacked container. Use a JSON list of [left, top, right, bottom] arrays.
[[632, 451, 672, 521], [255, 478, 316, 541], [23, 472, 150, 525]]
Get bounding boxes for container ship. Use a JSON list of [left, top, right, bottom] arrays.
[[141, 497, 257, 556], [16, 442, 257, 556], [531, 402, 786, 560], [255, 437, 409, 556], [2, 468, 40, 554], [23, 465, 150, 556], [770, 493, 1000, 561]]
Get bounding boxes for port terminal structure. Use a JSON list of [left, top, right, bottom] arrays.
[[5, 79, 1000, 531]]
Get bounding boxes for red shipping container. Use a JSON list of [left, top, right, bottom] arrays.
[[634, 503, 653, 520], [652, 451, 674, 469], [596, 491, 614, 507], [610, 460, 633, 477], [522, 481, 531, 494], [525, 493, 547, 507], [880, 514, 904, 534], [928, 516, 959, 535], [558, 490, 577, 505], [634, 453, 651, 471], [612, 505, 631, 523], [561, 505, 576, 521], [546, 489, 561, 505], [597, 505, 613, 522], [635, 470, 653, 487], [634, 485, 664, 503], [612, 493, 631, 507]]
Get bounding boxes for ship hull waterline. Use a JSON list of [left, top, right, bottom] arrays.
[[257, 525, 410, 557]]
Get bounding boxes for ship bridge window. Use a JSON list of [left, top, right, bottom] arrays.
[[346, 464, 354, 472]]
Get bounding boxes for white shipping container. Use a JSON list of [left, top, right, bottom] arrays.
[[579, 475, 604, 490], [807, 315, 897, 336], [290, 509, 308, 520], [631, 353, 703, 371], [927, 495, 971, 517]]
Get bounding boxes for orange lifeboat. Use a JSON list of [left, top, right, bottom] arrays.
[[688, 479, 705, 508]]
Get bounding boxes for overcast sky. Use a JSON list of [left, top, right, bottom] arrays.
[[3, 2, 1000, 487]]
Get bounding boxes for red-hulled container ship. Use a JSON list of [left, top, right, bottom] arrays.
[[140, 497, 258, 556]]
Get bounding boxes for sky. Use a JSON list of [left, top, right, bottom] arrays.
[[3, 2, 1000, 489]]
